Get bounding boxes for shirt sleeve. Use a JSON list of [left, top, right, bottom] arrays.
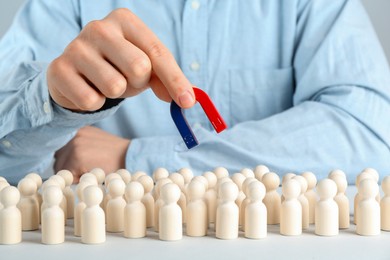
[[125, 0, 390, 183], [0, 0, 120, 183]]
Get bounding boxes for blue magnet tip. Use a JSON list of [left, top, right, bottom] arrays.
[[170, 101, 199, 149]]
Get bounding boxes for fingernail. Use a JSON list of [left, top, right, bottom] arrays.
[[179, 90, 195, 107]]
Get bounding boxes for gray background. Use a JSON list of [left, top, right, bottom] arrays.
[[0, 0, 389, 63]]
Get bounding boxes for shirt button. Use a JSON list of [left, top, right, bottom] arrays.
[[43, 101, 50, 114], [191, 1, 200, 10], [2, 140, 12, 148], [190, 61, 200, 71]]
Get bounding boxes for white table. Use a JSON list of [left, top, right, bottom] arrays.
[[2, 186, 390, 260]]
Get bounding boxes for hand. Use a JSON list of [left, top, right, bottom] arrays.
[[47, 8, 195, 112], [54, 126, 130, 183]]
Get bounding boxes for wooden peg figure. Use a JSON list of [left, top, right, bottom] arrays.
[[262, 172, 281, 225], [203, 171, 217, 227], [293, 175, 309, 229], [57, 170, 75, 219], [154, 178, 173, 232], [0, 186, 21, 244], [280, 179, 302, 236], [169, 173, 187, 225], [213, 167, 229, 179], [116, 169, 132, 184], [0, 182, 10, 210], [82, 185, 105, 244], [178, 167, 194, 184], [74, 182, 94, 237], [17, 178, 39, 231], [315, 179, 338, 236], [240, 177, 257, 231], [49, 175, 68, 221], [331, 175, 349, 229], [132, 171, 147, 181], [245, 181, 267, 239], [153, 167, 170, 183], [381, 176, 390, 231], [106, 178, 126, 232], [124, 181, 146, 238], [137, 175, 155, 228], [241, 168, 255, 178], [41, 186, 64, 244], [301, 171, 317, 224], [159, 183, 182, 241], [357, 178, 380, 236], [25, 173, 43, 216], [354, 171, 377, 224], [253, 164, 270, 182], [186, 180, 207, 237], [216, 182, 239, 239], [90, 168, 106, 208], [231, 173, 246, 225]]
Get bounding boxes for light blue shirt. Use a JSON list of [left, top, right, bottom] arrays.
[[1, 0, 390, 184]]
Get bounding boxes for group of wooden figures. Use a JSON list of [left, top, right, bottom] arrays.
[[0, 166, 390, 244]]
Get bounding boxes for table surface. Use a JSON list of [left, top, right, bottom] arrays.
[[2, 186, 390, 260]]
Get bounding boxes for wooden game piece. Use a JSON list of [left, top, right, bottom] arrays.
[[315, 179, 338, 236], [241, 168, 255, 178], [254, 165, 270, 182], [25, 172, 43, 210], [293, 175, 309, 230], [357, 178, 380, 236], [57, 170, 75, 219], [82, 185, 105, 244], [301, 171, 317, 224], [381, 176, 390, 231], [159, 183, 182, 241], [79, 172, 99, 186], [361, 168, 380, 202], [154, 178, 173, 232], [137, 175, 155, 228], [74, 181, 94, 237], [124, 181, 146, 238], [106, 178, 126, 232], [0, 186, 21, 244], [90, 168, 106, 185], [354, 171, 377, 224], [331, 175, 349, 229], [186, 180, 207, 237], [231, 173, 246, 207], [281, 173, 296, 203], [0, 177, 8, 183], [216, 181, 239, 239], [49, 175, 68, 222], [116, 169, 132, 184], [213, 167, 229, 179], [103, 172, 122, 211], [239, 177, 257, 231], [178, 167, 194, 184], [169, 173, 187, 225], [0, 182, 10, 210], [203, 171, 217, 227], [153, 168, 170, 183], [41, 186, 64, 244], [328, 169, 347, 180], [17, 178, 39, 231], [245, 181, 267, 239], [280, 179, 302, 236], [132, 171, 147, 181], [262, 172, 281, 225]]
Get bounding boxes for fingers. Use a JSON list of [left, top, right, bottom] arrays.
[[106, 9, 196, 108], [48, 58, 106, 111]]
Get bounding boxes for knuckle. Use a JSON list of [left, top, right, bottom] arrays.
[[49, 57, 69, 74], [104, 76, 127, 98], [147, 42, 168, 59], [84, 20, 111, 41], [78, 93, 104, 111], [129, 56, 152, 78], [111, 8, 133, 20]]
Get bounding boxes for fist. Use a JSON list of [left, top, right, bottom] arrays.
[[47, 8, 195, 112]]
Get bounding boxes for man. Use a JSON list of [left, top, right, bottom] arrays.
[[0, 0, 389, 184]]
